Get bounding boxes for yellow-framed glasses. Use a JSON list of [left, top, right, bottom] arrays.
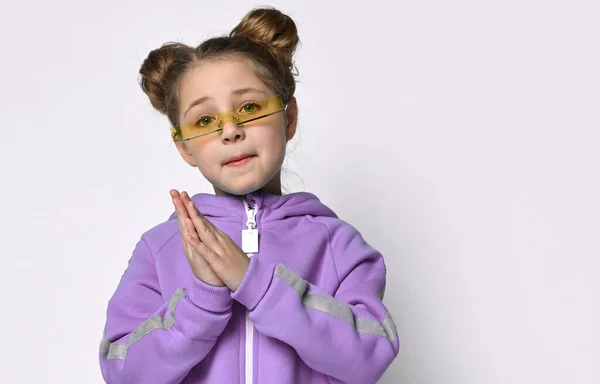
[[171, 95, 287, 143]]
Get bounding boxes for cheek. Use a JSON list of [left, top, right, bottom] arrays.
[[260, 129, 288, 165], [259, 126, 286, 149], [187, 143, 214, 169]]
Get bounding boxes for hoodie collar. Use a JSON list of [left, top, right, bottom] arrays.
[[168, 191, 337, 223]]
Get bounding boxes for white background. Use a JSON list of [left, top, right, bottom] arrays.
[[0, 0, 598, 383]]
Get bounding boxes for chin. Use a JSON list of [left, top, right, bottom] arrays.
[[216, 179, 267, 196]]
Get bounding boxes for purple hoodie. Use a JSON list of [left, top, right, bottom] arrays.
[[99, 191, 399, 384]]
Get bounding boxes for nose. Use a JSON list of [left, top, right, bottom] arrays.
[[220, 120, 245, 143]]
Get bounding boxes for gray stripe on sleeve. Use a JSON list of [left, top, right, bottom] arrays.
[[274, 265, 397, 342], [99, 288, 186, 360]]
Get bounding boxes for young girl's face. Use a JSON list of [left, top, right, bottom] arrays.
[[175, 57, 297, 196]]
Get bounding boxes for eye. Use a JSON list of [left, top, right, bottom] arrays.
[[195, 116, 215, 127], [241, 102, 260, 113]]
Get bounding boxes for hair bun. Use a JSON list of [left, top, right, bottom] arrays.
[[229, 7, 300, 69], [139, 42, 192, 115]]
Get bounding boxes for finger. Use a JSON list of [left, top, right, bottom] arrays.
[[186, 232, 220, 267], [183, 219, 201, 261], [179, 192, 197, 231], [184, 217, 199, 241], [171, 190, 193, 241], [173, 191, 192, 224], [183, 194, 218, 245], [181, 199, 228, 265], [171, 194, 185, 234], [181, 191, 221, 235]]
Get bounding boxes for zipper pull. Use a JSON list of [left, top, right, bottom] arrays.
[[242, 197, 259, 254]]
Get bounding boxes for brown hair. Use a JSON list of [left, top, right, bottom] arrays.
[[138, 7, 300, 130]]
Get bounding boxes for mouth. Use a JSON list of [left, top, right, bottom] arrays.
[[224, 154, 256, 167]]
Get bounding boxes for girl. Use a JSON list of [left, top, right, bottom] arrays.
[[99, 7, 399, 384]]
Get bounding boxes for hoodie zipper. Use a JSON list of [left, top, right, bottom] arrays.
[[242, 197, 258, 384]]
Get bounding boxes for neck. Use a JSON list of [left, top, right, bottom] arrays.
[[213, 170, 283, 197]]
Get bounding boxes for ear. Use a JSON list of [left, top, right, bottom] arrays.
[[284, 97, 298, 142], [175, 142, 198, 167]]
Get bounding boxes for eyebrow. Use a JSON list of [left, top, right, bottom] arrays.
[[183, 87, 269, 118]]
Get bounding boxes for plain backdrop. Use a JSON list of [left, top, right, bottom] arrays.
[[0, 0, 598, 383]]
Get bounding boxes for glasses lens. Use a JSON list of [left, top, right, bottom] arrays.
[[171, 95, 285, 142]]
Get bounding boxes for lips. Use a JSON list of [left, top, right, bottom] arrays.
[[224, 154, 255, 165]]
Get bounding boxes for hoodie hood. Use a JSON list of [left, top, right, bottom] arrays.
[[168, 191, 338, 223]]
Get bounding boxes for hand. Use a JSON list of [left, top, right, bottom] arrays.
[[180, 191, 251, 292], [170, 189, 225, 287]]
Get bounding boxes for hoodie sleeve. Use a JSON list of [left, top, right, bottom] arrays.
[[231, 220, 399, 384], [99, 237, 233, 384]]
